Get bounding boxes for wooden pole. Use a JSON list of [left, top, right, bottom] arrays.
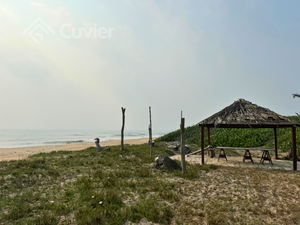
[[149, 106, 153, 156], [201, 124, 204, 165], [121, 107, 126, 150], [180, 118, 186, 174], [207, 127, 211, 145], [274, 128, 278, 159], [292, 126, 297, 171], [148, 125, 151, 143]]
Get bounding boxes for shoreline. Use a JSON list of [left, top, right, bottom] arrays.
[[0, 137, 156, 162]]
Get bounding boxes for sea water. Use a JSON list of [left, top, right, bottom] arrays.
[[0, 129, 168, 148]]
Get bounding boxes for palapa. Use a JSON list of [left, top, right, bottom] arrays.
[[198, 98, 299, 170]]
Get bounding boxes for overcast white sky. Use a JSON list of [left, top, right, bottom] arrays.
[[0, 0, 299, 131]]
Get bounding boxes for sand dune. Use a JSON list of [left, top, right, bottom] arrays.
[[0, 138, 155, 161]]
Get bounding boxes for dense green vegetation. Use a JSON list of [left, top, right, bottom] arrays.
[[157, 116, 300, 154]]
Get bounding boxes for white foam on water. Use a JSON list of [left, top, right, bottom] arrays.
[[0, 129, 168, 148]]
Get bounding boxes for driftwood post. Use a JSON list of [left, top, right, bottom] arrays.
[[180, 117, 186, 174], [121, 107, 126, 150], [149, 125, 152, 156], [149, 106, 153, 156]]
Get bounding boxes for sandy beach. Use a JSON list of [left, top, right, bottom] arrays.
[[0, 138, 155, 162]]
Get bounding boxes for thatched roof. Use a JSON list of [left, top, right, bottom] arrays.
[[199, 98, 300, 128]]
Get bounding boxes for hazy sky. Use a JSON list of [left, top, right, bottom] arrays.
[[0, 0, 299, 131]]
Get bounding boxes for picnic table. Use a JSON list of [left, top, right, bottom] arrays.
[[216, 147, 274, 165]]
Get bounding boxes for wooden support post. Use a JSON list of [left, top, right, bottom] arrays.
[[292, 126, 297, 171], [201, 124, 204, 165], [274, 128, 278, 159], [121, 107, 126, 150], [207, 127, 211, 145], [180, 118, 186, 174], [149, 106, 153, 156]]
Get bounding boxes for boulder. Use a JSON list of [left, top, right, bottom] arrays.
[[154, 155, 180, 170], [166, 142, 191, 154], [155, 155, 165, 166], [166, 144, 178, 150], [177, 145, 191, 154], [160, 156, 180, 170]]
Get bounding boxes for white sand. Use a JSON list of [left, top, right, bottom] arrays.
[[0, 138, 156, 161]]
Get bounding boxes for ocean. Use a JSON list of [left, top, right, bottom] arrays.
[[0, 129, 168, 148]]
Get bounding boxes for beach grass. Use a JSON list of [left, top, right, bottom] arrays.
[[0, 142, 300, 224]]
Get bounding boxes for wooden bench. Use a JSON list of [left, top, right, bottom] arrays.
[[216, 147, 274, 165]]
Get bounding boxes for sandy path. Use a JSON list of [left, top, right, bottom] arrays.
[[0, 138, 155, 162]]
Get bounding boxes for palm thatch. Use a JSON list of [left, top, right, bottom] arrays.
[[199, 98, 299, 128]]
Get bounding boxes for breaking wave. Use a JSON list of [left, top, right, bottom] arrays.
[[43, 140, 84, 145]]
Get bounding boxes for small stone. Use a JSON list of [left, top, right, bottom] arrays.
[[270, 207, 277, 214], [150, 162, 157, 168]]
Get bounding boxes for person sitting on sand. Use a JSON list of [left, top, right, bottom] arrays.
[[94, 138, 111, 152]]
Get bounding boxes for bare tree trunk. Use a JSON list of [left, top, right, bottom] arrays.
[[149, 106, 153, 156], [121, 107, 126, 150], [149, 125, 152, 156], [180, 117, 186, 174]]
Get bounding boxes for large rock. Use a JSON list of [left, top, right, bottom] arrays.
[[155, 155, 165, 166], [154, 155, 180, 170], [166, 142, 191, 154], [166, 144, 178, 150], [160, 156, 180, 170], [177, 145, 191, 154]]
